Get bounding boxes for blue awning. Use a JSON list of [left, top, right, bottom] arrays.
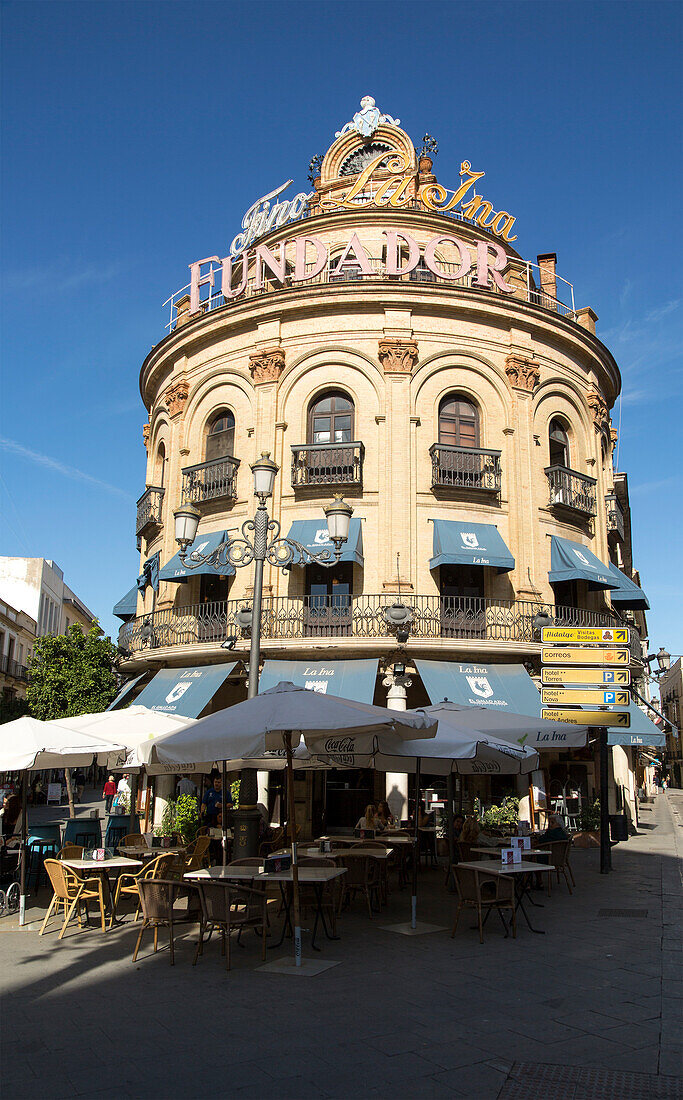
[[285, 518, 364, 568], [607, 704, 666, 746], [429, 520, 514, 573], [549, 536, 617, 591], [113, 585, 139, 621], [159, 530, 234, 582], [106, 673, 147, 711], [417, 659, 542, 712], [415, 659, 587, 749], [259, 659, 378, 703], [134, 663, 237, 717], [137, 552, 160, 593], [606, 563, 650, 611]]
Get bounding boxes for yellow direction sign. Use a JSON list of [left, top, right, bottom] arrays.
[[541, 667, 631, 686], [542, 627, 630, 645], [542, 708, 630, 728], [541, 647, 630, 665], [541, 688, 630, 706]]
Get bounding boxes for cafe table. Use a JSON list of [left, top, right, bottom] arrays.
[[317, 834, 412, 847], [470, 847, 548, 858], [455, 859, 555, 935], [185, 865, 346, 950], [61, 856, 143, 925]]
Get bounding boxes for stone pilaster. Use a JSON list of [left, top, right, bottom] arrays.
[[164, 381, 189, 419], [249, 347, 285, 385], [505, 354, 540, 393]]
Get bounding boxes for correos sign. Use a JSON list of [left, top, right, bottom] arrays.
[[188, 229, 515, 314]]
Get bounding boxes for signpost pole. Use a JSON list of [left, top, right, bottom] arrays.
[[599, 727, 611, 874]]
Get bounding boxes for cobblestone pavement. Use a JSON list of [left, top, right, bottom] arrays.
[[1, 792, 681, 1100]]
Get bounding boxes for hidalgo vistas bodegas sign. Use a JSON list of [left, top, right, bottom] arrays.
[[187, 229, 516, 314]]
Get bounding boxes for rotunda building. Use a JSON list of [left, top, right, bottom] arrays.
[[115, 99, 657, 830]]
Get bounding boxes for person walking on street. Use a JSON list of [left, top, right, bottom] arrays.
[[103, 775, 117, 814]]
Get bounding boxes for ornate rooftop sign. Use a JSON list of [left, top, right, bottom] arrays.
[[335, 95, 400, 139]]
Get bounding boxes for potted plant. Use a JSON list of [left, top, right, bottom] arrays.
[[573, 800, 601, 848]]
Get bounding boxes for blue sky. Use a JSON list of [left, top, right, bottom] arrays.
[[1, 0, 681, 661]]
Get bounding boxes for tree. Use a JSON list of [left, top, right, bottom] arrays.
[[26, 624, 119, 816], [27, 624, 119, 720]]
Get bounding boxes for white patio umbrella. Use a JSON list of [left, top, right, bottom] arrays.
[[149, 682, 437, 970], [49, 705, 199, 773], [0, 716, 127, 926], [309, 707, 542, 933], [421, 701, 589, 750]]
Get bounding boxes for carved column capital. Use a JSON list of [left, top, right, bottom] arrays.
[[378, 338, 419, 374], [164, 381, 189, 419], [587, 388, 610, 432], [142, 423, 150, 451], [505, 354, 540, 392], [249, 346, 285, 384]]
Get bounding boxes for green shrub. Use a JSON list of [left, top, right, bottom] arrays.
[[481, 796, 520, 829], [175, 794, 199, 844], [578, 799, 600, 831], [231, 779, 241, 807]]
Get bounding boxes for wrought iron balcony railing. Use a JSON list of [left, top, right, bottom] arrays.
[[119, 593, 629, 655], [430, 444, 502, 494], [545, 465, 597, 517], [291, 442, 364, 489], [605, 492, 625, 542], [181, 456, 240, 505], [136, 487, 165, 537], [0, 654, 29, 682]]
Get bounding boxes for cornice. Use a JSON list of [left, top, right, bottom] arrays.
[[140, 280, 621, 411]]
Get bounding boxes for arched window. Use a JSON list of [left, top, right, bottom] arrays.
[[308, 391, 354, 445], [205, 410, 235, 463], [438, 395, 479, 448], [155, 442, 167, 487], [549, 418, 569, 468]]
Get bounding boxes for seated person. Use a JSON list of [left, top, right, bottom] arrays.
[[355, 803, 382, 832], [376, 800, 395, 828], [201, 775, 232, 828], [452, 814, 465, 841], [539, 813, 569, 842], [410, 800, 433, 829]]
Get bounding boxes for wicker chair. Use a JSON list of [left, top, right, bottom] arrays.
[[132, 878, 198, 966], [350, 842, 391, 904], [110, 853, 182, 927], [57, 845, 84, 860], [451, 865, 516, 943], [540, 839, 574, 894], [40, 859, 106, 939], [193, 879, 268, 971], [338, 853, 381, 918], [183, 835, 211, 873]]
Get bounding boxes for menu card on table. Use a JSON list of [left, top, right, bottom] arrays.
[[501, 848, 522, 866]]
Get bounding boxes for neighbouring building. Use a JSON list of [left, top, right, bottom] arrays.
[[113, 97, 664, 832], [660, 657, 683, 787], [0, 557, 100, 639], [0, 598, 36, 707]]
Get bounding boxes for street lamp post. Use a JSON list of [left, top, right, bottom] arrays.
[[174, 452, 353, 856]]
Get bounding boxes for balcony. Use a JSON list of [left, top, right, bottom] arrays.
[[136, 487, 164, 538], [605, 492, 625, 542], [430, 444, 502, 495], [545, 465, 597, 518], [181, 456, 240, 506], [0, 654, 29, 682], [119, 593, 626, 655], [291, 442, 364, 489]]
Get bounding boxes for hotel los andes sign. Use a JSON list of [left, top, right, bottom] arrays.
[[188, 229, 516, 313]]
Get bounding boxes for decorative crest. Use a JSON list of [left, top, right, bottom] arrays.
[[335, 96, 400, 140], [420, 134, 438, 158]]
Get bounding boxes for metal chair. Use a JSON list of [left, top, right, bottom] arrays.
[[339, 853, 381, 918], [540, 839, 574, 894], [110, 853, 182, 926]]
